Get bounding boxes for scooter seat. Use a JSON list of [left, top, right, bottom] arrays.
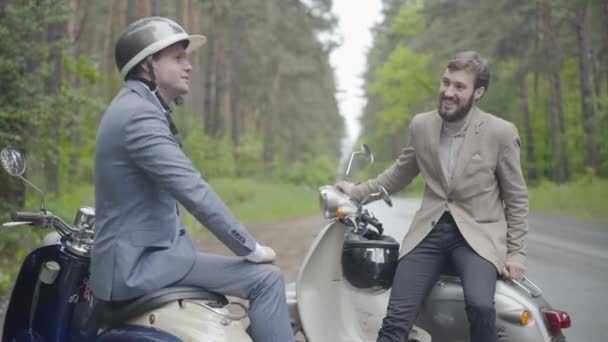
[[100, 286, 228, 327]]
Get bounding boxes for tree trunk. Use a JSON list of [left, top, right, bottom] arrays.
[[230, 19, 245, 148], [518, 69, 537, 182], [151, 0, 161, 15], [203, 7, 217, 136], [0, 0, 9, 17], [603, 0, 608, 102], [44, 3, 65, 194], [212, 27, 225, 138], [127, 0, 137, 23], [590, 48, 602, 111], [541, 0, 569, 183], [189, 1, 204, 112], [103, 0, 115, 74], [67, 0, 88, 175], [178, 0, 190, 29], [136, 0, 150, 18], [262, 63, 283, 165], [575, 1, 597, 170]]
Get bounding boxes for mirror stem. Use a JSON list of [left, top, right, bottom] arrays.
[[18, 175, 46, 210]]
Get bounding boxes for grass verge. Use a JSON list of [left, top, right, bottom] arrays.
[[528, 177, 608, 222]]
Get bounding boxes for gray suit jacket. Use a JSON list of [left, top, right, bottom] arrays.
[[91, 80, 257, 301]]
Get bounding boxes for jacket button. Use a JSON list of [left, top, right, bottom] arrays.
[[431, 221, 436, 227]]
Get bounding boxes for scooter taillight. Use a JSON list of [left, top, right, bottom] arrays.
[[542, 309, 571, 336]]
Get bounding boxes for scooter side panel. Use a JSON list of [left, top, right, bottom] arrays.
[[416, 277, 557, 342], [118, 300, 252, 342], [96, 324, 182, 342], [2, 245, 93, 342]]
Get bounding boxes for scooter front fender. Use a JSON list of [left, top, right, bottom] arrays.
[[295, 220, 430, 342]]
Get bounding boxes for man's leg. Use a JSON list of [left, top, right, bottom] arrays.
[[377, 225, 447, 342], [450, 235, 498, 342], [173, 253, 294, 342]]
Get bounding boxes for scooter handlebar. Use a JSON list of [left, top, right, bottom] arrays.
[[360, 212, 384, 235], [13, 211, 46, 226]]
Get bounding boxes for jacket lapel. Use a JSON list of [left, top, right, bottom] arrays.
[[449, 106, 484, 192], [428, 112, 449, 191]]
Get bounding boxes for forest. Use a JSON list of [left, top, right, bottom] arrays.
[[0, 0, 342, 292], [0, 0, 606, 293], [360, 0, 608, 187]]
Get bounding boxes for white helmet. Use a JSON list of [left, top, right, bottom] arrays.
[[115, 16, 206, 79]]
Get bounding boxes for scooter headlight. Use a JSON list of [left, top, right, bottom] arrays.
[[319, 186, 357, 219]]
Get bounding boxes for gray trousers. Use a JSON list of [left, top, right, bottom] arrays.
[[173, 252, 294, 342], [377, 215, 498, 342]]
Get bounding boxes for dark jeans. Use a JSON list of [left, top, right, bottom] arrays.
[[377, 213, 498, 342]]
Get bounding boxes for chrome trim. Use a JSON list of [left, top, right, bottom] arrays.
[[509, 277, 543, 297], [182, 300, 249, 321]]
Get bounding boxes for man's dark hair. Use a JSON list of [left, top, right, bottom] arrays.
[[447, 51, 490, 92]]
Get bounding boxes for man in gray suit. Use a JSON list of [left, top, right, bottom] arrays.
[[338, 51, 529, 342], [91, 17, 294, 342]]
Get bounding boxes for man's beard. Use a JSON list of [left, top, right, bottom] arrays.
[[437, 93, 474, 122]]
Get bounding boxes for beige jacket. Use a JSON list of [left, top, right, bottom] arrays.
[[350, 107, 528, 271]]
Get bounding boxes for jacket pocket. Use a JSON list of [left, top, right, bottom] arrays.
[[473, 193, 501, 223], [129, 230, 172, 248]]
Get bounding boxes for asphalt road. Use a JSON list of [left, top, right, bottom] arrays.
[[359, 197, 608, 342]]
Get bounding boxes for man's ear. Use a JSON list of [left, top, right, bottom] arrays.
[[474, 86, 486, 101]]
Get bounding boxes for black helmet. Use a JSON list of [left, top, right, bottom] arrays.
[[115, 16, 206, 79], [341, 229, 400, 294]]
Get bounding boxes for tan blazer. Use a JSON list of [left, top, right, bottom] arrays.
[[350, 106, 528, 271]]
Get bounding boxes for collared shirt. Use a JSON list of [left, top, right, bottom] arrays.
[[439, 116, 471, 188]]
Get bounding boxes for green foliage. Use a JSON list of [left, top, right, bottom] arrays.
[[173, 178, 320, 229], [183, 124, 237, 179], [0, 0, 344, 296], [273, 155, 338, 187], [390, 1, 424, 37], [370, 45, 435, 135], [359, 0, 608, 190], [529, 176, 608, 222]]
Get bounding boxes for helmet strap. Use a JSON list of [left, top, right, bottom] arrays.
[[145, 57, 183, 106], [145, 58, 156, 83]]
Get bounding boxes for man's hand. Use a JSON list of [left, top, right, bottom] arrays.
[[335, 181, 355, 195], [501, 261, 527, 280], [245, 244, 276, 264]]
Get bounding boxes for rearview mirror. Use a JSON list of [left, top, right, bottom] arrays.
[[1, 147, 26, 176], [345, 144, 374, 177], [1, 146, 46, 210]]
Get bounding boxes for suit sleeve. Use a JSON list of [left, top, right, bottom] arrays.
[[123, 109, 257, 256], [349, 119, 420, 201], [496, 123, 529, 265]]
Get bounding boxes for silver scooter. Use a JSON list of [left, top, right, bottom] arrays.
[[286, 145, 572, 342]]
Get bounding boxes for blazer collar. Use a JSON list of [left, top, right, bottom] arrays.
[[124, 79, 171, 114], [429, 106, 486, 193]]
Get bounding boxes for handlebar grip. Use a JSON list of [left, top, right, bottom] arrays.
[[13, 211, 45, 224]]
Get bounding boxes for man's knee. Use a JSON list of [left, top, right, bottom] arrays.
[[258, 264, 286, 289], [465, 299, 495, 319]]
